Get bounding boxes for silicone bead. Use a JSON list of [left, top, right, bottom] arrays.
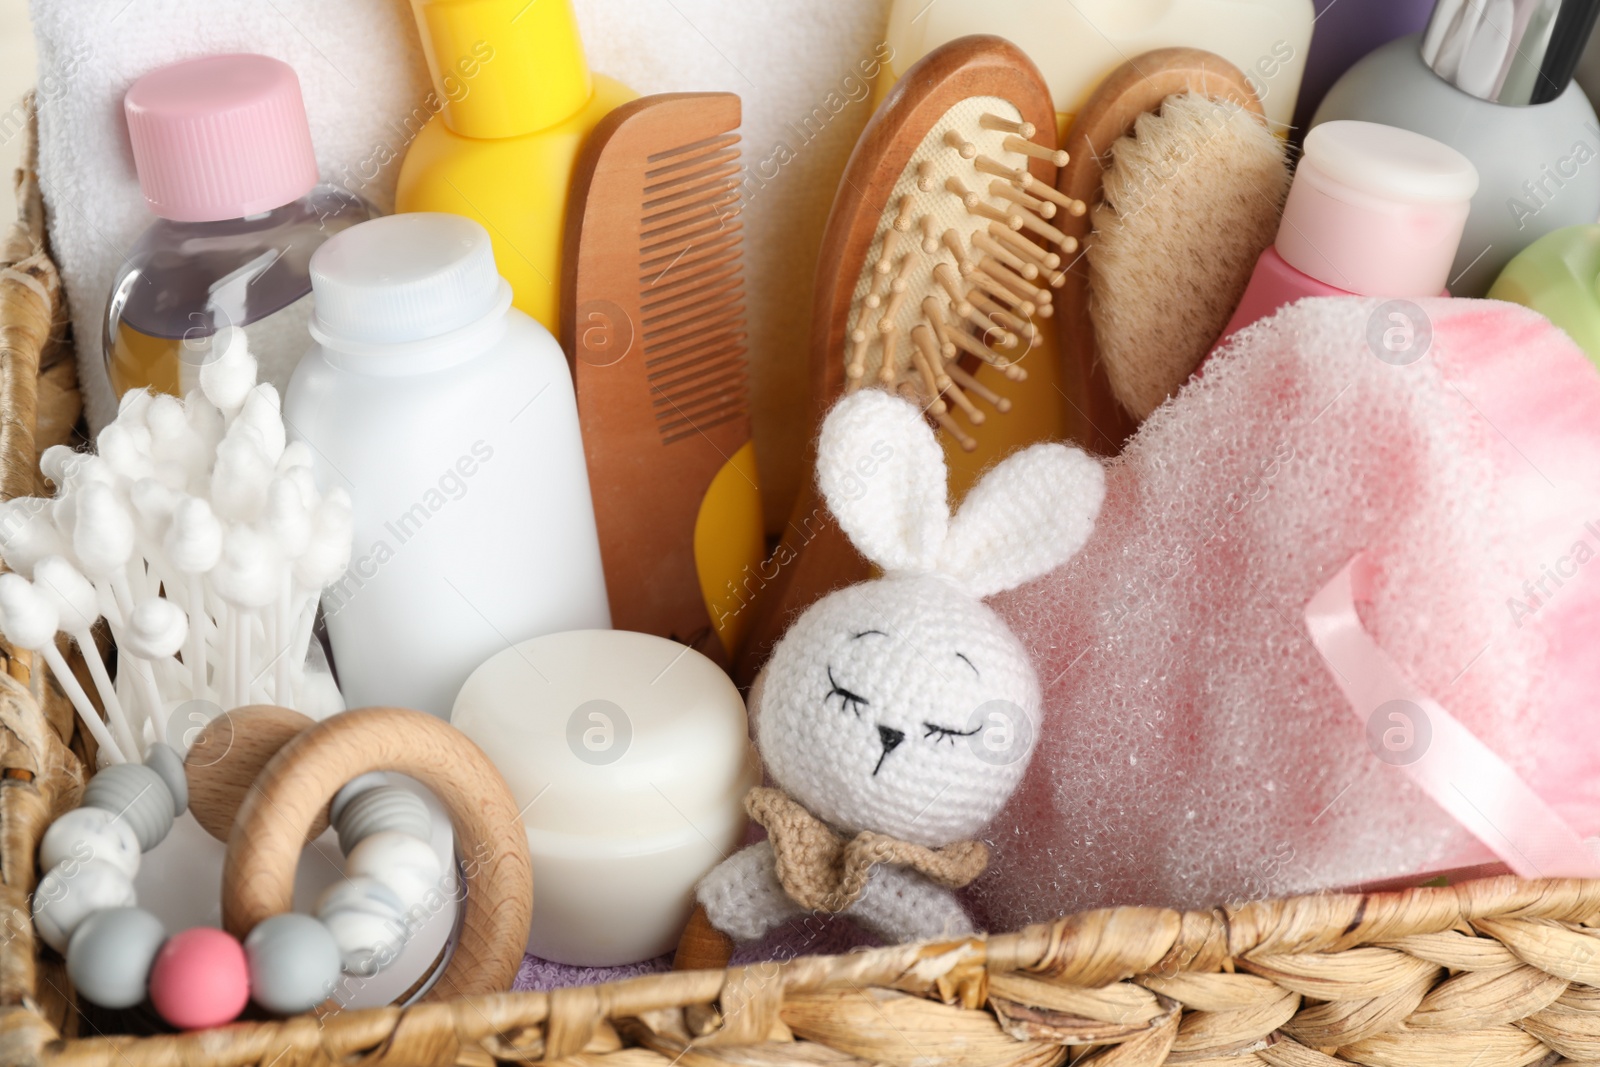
[[149, 927, 250, 1030], [334, 785, 430, 856], [243, 913, 342, 1015], [143, 742, 189, 815], [32, 859, 138, 953], [328, 771, 386, 826], [83, 763, 175, 851], [345, 832, 443, 914], [314, 876, 408, 976], [66, 906, 166, 1009], [39, 807, 142, 879]]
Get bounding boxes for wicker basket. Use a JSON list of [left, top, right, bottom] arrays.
[[5, 106, 1600, 1067]]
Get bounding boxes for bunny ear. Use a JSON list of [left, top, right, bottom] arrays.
[[816, 389, 949, 573], [938, 442, 1105, 597]]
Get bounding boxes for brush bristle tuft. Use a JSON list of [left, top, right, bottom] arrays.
[[1088, 93, 1290, 420], [845, 102, 1076, 449]]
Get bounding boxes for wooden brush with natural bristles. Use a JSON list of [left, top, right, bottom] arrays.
[[838, 99, 1081, 451], [1056, 48, 1288, 445], [730, 35, 1064, 687]]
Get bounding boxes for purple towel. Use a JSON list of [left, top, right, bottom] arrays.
[[513, 913, 879, 991]]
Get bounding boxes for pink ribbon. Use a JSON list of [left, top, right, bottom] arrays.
[[1305, 554, 1600, 879]]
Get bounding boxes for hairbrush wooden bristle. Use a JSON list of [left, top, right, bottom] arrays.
[[563, 92, 752, 668], [822, 40, 1078, 453], [731, 35, 1064, 686]]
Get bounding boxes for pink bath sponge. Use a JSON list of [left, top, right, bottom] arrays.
[[969, 297, 1600, 931]]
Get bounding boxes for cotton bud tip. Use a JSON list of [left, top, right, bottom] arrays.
[[96, 423, 153, 482], [239, 385, 286, 463], [165, 497, 223, 574], [265, 479, 311, 558], [39, 445, 84, 488], [185, 392, 225, 455], [277, 441, 313, 473], [116, 388, 154, 427], [130, 479, 178, 540], [72, 484, 136, 577], [0, 500, 68, 576], [198, 327, 257, 415], [125, 598, 188, 660], [32, 555, 99, 632], [295, 491, 354, 590], [211, 526, 281, 608], [210, 431, 273, 522], [0, 573, 59, 650]]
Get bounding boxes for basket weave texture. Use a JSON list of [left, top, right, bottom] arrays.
[[3, 104, 1600, 1067]]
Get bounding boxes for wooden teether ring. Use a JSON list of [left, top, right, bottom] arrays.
[[221, 706, 533, 998]]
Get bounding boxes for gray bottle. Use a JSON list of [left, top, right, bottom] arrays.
[[1313, 0, 1600, 296]]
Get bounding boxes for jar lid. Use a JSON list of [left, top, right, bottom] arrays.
[[124, 54, 318, 223], [1278, 121, 1478, 297], [450, 631, 754, 838], [308, 213, 506, 345]]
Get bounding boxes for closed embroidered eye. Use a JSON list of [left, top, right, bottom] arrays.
[[923, 722, 981, 744], [825, 666, 869, 718]]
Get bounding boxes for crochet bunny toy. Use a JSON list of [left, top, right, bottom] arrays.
[[697, 388, 1105, 945]]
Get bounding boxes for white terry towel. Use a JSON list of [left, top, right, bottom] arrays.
[[30, 0, 893, 529]]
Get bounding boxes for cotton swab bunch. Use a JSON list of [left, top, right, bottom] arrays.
[[0, 328, 353, 763]]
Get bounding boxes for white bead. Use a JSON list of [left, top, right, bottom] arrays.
[[315, 876, 407, 976], [40, 808, 142, 880], [32, 859, 137, 953], [344, 832, 443, 915]]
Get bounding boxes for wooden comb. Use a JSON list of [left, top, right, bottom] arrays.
[[1055, 48, 1264, 456], [563, 93, 752, 669], [732, 36, 1070, 685]]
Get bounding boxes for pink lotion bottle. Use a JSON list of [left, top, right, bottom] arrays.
[[1216, 120, 1478, 344]]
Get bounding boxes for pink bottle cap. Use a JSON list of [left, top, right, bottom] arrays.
[[1276, 121, 1479, 298], [124, 54, 319, 223]]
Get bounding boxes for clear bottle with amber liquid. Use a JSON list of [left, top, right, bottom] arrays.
[[104, 53, 373, 398]]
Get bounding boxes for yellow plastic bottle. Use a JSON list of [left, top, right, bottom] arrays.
[[397, 0, 761, 661], [396, 0, 636, 336]]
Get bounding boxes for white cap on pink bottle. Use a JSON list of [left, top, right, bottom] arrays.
[[1277, 121, 1479, 297], [124, 54, 319, 224]]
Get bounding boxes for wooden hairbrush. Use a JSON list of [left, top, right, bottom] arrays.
[[1055, 48, 1268, 453], [732, 35, 1073, 684], [563, 92, 762, 669]]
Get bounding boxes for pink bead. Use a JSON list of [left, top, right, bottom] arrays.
[[148, 928, 249, 1030]]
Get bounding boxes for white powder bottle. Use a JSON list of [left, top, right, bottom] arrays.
[[286, 212, 610, 716]]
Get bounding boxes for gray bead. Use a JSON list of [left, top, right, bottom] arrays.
[[329, 772, 388, 826], [335, 786, 430, 856], [83, 764, 175, 852], [142, 743, 187, 815], [244, 913, 342, 1015], [66, 906, 165, 1009]]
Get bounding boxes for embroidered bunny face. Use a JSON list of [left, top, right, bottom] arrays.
[[750, 389, 1106, 850], [757, 573, 1041, 847]]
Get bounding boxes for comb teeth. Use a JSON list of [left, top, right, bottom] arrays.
[[843, 106, 1083, 451], [639, 132, 749, 444]]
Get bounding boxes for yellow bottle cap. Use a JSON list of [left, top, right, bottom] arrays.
[[411, 0, 594, 140]]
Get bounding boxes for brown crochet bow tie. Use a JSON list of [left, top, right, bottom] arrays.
[[745, 786, 990, 913]]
